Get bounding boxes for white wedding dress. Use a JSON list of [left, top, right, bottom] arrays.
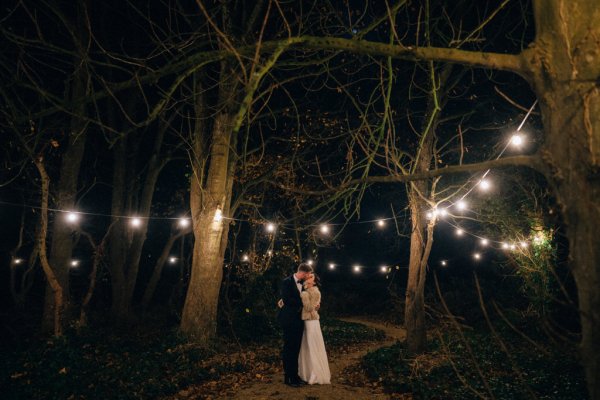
[[298, 286, 331, 384], [298, 320, 331, 384]]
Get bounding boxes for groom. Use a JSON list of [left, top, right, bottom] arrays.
[[278, 262, 313, 387]]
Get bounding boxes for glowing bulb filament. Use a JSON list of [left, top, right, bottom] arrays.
[[214, 208, 223, 222], [66, 212, 80, 223]]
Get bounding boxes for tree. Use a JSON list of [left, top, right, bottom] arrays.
[[287, 1, 600, 395]]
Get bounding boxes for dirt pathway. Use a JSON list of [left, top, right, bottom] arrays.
[[224, 318, 406, 400]]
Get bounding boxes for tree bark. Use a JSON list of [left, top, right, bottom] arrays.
[[141, 229, 189, 312], [41, 0, 90, 333], [526, 2, 600, 396], [107, 126, 167, 325], [34, 158, 65, 336], [181, 109, 234, 342]]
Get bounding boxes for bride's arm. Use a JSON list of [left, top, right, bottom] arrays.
[[300, 291, 314, 312]]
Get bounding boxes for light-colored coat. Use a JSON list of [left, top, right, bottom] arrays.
[[300, 286, 321, 320]]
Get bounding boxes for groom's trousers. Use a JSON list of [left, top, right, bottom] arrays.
[[281, 318, 304, 380]]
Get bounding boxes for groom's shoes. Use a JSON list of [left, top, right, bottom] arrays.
[[296, 377, 308, 385], [283, 377, 302, 388]]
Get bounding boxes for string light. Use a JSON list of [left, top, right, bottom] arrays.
[[440, 260, 447, 266], [169, 257, 177, 264], [13, 258, 23, 265], [66, 211, 80, 223], [70, 260, 79, 267], [511, 134, 524, 147], [130, 217, 142, 228], [214, 208, 223, 222], [479, 179, 491, 191], [0, 102, 539, 279]]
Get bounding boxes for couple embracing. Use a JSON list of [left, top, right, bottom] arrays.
[[277, 263, 331, 387]]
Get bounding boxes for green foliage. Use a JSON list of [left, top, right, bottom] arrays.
[[513, 228, 558, 317], [321, 318, 386, 348], [1, 319, 384, 400], [361, 328, 587, 399], [1, 329, 215, 400]]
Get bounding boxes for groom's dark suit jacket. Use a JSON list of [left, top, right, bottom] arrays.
[[278, 275, 303, 325]]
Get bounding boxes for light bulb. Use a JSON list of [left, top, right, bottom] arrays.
[[266, 223, 276, 233], [456, 201, 467, 211], [511, 134, 524, 146], [179, 218, 190, 228], [377, 219, 385, 227], [353, 265, 361, 273], [130, 218, 142, 227], [214, 208, 223, 222], [168, 257, 177, 264], [456, 229, 464, 236], [441, 260, 447, 266], [66, 212, 79, 223], [328, 263, 335, 270], [70, 260, 79, 267], [473, 253, 481, 260], [380, 265, 388, 273], [481, 238, 489, 246], [320, 224, 330, 234], [242, 254, 249, 262], [479, 179, 491, 191]]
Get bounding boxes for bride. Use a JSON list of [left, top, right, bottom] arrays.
[[298, 273, 331, 384]]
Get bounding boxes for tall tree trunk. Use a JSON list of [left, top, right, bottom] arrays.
[[404, 192, 429, 354], [535, 86, 600, 400], [107, 114, 169, 324], [34, 158, 65, 336], [179, 42, 281, 341], [529, 2, 600, 396], [141, 230, 188, 312], [41, 1, 90, 332], [181, 110, 234, 342], [404, 64, 451, 354]]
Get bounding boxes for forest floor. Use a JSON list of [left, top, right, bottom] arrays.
[[168, 317, 406, 400]]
